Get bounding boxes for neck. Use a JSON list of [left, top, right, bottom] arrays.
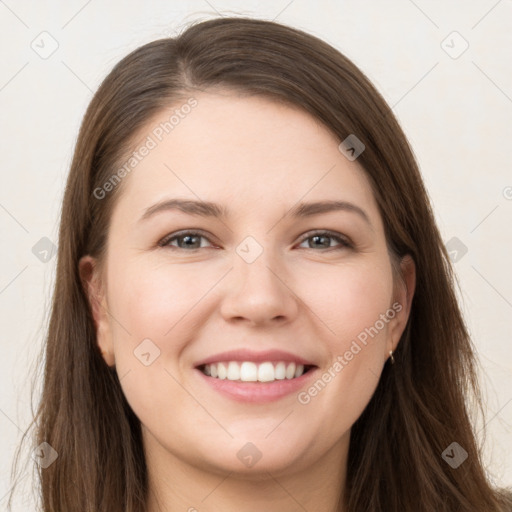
[[144, 430, 349, 512]]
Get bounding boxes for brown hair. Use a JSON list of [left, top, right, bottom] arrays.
[[8, 16, 512, 512]]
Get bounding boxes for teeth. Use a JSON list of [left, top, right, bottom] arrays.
[[274, 362, 286, 380], [227, 361, 240, 380], [217, 362, 227, 380], [258, 362, 274, 382], [240, 362, 258, 381], [201, 361, 307, 382]]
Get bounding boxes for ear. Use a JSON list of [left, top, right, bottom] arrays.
[[78, 255, 115, 366], [387, 254, 416, 355]]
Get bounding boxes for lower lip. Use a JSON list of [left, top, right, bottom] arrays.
[[195, 367, 318, 403]]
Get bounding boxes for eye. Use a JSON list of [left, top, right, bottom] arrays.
[[158, 230, 214, 250], [297, 230, 352, 250], [158, 229, 353, 251]]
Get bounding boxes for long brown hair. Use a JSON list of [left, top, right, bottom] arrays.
[[8, 16, 512, 512]]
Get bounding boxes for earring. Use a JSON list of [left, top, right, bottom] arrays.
[[389, 350, 395, 364]]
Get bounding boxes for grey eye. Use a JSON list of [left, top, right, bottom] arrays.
[[298, 232, 350, 250]]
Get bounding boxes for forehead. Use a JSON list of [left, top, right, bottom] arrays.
[[113, 91, 381, 226]]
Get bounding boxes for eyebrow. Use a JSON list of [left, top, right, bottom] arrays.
[[139, 198, 372, 227]]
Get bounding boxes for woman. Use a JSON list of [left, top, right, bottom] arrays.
[[9, 16, 512, 512]]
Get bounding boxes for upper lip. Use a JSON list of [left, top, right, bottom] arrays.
[[194, 349, 317, 368]]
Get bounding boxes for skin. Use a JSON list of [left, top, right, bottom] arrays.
[[80, 90, 415, 512]]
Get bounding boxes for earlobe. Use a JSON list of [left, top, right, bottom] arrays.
[[78, 255, 115, 366]]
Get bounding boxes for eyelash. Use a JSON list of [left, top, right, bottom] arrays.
[[157, 230, 353, 252]]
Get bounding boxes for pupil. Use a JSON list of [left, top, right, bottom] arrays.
[[182, 235, 198, 248], [312, 235, 329, 248]]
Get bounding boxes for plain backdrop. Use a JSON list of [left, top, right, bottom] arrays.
[[1, 0, 511, 509]]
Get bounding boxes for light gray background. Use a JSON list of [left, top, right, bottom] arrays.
[[1, 1, 511, 509]]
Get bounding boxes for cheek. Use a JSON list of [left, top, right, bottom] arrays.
[[296, 260, 394, 434], [104, 261, 212, 425], [304, 258, 394, 345], [105, 258, 228, 378], [108, 259, 216, 335]]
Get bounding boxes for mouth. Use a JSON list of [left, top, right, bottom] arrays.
[[197, 361, 317, 383], [192, 348, 319, 402]]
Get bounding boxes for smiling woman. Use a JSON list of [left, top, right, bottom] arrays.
[[8, 16, 512, 512]]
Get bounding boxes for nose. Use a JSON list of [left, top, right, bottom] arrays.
[[220, 250, 299, 327]]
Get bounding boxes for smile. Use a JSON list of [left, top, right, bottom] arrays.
[[199, 361, 314, 382]]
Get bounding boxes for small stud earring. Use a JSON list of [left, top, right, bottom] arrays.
[[389, 350, 395, 364]]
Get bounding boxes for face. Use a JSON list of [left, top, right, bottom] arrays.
[[80, 90, 415, 479]]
